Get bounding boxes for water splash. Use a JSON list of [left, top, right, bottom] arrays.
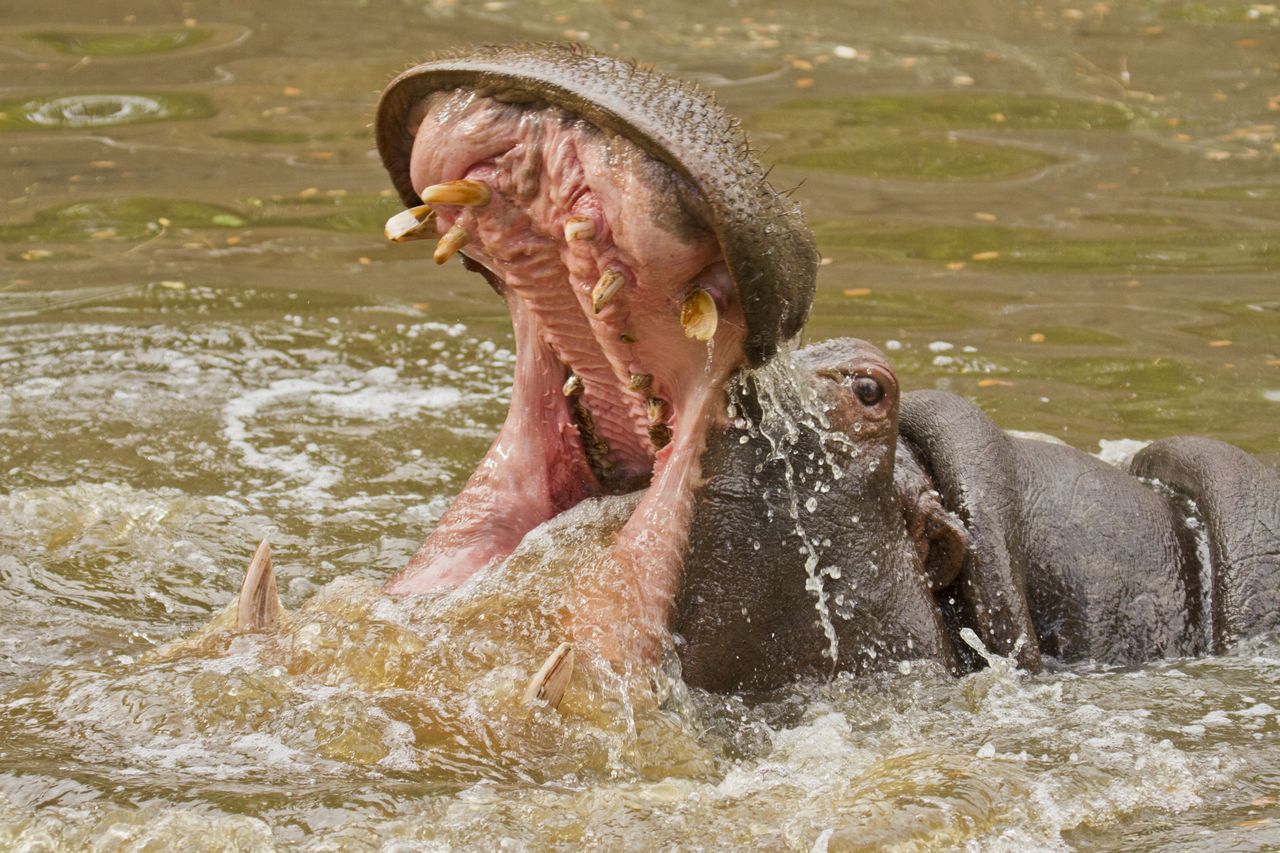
[[727, 351, 862, 666]]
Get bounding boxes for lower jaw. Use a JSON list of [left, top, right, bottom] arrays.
[[388, 306, 744, 674]]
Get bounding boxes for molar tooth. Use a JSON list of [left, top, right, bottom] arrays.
[[384, 204, 436, 242], [680, 288, 718, 341], [562, 373, 582, 397], [646, 396, 673, 449], [648, 423, 673, 451], [591, 270, 625, 314], [628, 373, 652, 392], [564, 215, 596, 242], [522, 642, 574, 709], [420, 179, 491, 207], [433, 223, 470, 265]]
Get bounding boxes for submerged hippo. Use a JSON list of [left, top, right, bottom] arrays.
[[333, 43, 1280, 699]]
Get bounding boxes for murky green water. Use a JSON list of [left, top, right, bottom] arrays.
[[1, 0, 1278, 849]]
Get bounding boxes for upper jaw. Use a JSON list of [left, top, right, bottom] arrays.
[[375, 43, 820, 368], [401, 88, 749, 489]]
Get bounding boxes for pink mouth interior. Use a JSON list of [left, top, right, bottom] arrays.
[[385, 90, 748, 661]]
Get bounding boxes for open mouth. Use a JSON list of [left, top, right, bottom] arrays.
[[374, 44, 817, 660]]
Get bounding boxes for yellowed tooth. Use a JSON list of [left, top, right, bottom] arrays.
[[591, 269, 624, 314], [681, 289, 718, 341], [564, 215, 596, 242], [420, 179, 491, 207], [433, 223, 470, 265], [645, 396, 667, 424], [236, 538, 282, 632], [649, 422, 672, 451], [384, 205, 436, 242], [562, 373, 582, 397], [522, 642, 574, 709], [628, 373, 652, 392]]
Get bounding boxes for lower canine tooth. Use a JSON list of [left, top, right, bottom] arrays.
[[434, 224, 470, 264], [681, 289, 719, 341], [591, 270, 624, 314], [564, 216, 596, 242], [384, 205, 436, 242], [420, 179, 491, 207], [522, 642, 574, 709], [236, 538, 282, 632]]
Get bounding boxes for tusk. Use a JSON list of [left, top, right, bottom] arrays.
[[420, 179, 491, 207], [591, 270, 625, 314], [681, 289, 718, 341], [434, 223, 470, 265], [522, 642, 574, 709], [563, 215, 596, 242], [237, 538, 282, 632], [384, 205, 436, 242]]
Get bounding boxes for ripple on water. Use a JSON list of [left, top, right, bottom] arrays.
[[0, 92, 216, 131]]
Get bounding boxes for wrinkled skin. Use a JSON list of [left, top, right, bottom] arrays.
[[676, 338, 1280, 691], [374, 44, 1280, 689]]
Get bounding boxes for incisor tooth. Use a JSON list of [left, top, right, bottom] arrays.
[[681, 289, 718, 341], [384, 205, 436, 242], [420, 179, 491, 207], [564, 215, 596, 242], [562, 373, 582, 397], [522, 642, 574, 709], [591, 270, 624, 314], [433, 223, 469, 265]]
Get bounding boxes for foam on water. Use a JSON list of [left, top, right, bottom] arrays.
[[2, 286, 1279, 850]]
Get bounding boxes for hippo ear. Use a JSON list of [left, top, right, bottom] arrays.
[[906, 490, 968, 591]]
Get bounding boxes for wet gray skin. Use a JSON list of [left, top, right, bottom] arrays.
[[376, 44, 1280, 690], [679, 338, 1280, 691]]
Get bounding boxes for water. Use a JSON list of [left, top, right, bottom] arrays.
[[2, 0, 1279, 849]]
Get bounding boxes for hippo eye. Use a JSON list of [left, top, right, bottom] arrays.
[[853, 376, 884, 407]]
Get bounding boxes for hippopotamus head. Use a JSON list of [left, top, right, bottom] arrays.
[[676, 338, 969, 692], [373, 43, 822, 665]]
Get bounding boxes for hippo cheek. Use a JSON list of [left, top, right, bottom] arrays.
[[373, 44, 819, 665]]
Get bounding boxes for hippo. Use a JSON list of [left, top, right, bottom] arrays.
[[677, 337, 1280, 691], [355, 43, 1280, 700]]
